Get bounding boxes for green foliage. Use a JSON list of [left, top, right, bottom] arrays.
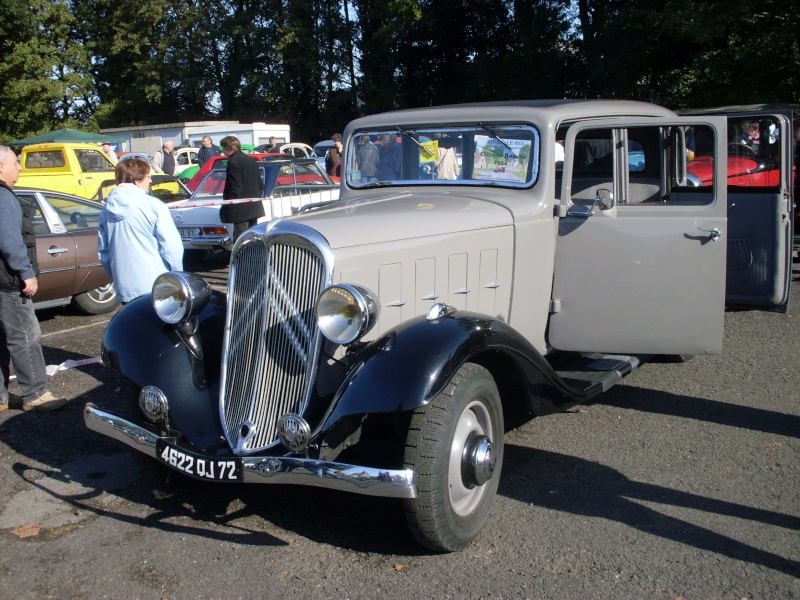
[[0, 0, 798, 145], [0, 0, 97, 143]]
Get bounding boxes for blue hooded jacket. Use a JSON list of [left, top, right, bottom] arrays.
[[98, 183, 183, 302]]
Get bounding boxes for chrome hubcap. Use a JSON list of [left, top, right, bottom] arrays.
[[462, 433, 495, 488], [449, 400, 493, 517]]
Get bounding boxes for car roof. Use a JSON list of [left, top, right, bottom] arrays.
[[15, 187, 104, 207], [345, 99, 676, 132], [678, 103, 800, 115]]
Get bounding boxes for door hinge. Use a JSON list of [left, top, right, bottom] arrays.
[[550, 298, 561, 313], [554, 203, 568, 218]]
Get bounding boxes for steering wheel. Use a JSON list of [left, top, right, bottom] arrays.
[[728, 142, 758, 157]]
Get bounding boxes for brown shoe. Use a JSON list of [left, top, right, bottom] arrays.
[[22, 391, 68, 412]]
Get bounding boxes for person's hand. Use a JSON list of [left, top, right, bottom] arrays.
[[21, 277, 38, 296]]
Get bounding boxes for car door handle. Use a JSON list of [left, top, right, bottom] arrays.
[[48, 247, 69, 255], [696, 225, 721, 242]]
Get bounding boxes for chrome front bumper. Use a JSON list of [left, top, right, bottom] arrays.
[[83, 404, 417, 499], [184, 234, 232, 249]]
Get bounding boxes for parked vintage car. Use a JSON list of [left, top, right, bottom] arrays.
[[84, 100, 791, 552], [174, 146, 200, 175], [15, 188, 119, 314], [17, 143, 116, 199], [181, 152, 286, 192], [167, 158, 339, 257]]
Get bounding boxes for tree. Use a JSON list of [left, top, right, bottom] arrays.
[[0, 0, 97, 142]]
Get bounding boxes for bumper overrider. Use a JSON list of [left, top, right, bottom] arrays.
[[84, 404, 417, 499]]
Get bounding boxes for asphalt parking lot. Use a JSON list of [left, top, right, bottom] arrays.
[[0, 254, 797, 599]]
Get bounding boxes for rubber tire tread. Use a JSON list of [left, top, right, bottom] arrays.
[[403, 362, 503, 552]]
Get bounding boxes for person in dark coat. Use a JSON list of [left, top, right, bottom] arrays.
[[219, 136, 264, 242]]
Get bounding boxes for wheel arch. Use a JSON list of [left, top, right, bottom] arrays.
[[318, 310, 591, 437]]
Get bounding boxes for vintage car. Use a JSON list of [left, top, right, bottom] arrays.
[[180, 152, 286, 192], [15, 188, 119, 314], [84, 100, 791, 552], [167, 158, 339, 258], [17, 143, 116, 199]]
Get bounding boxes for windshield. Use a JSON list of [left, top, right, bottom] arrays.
[[345, 124, 539, 188]]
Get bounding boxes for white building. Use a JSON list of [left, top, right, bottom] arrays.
[[100, 121, 291, 154]]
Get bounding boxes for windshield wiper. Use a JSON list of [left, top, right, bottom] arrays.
[[478, 123, 519, 159], [396, 126, 428, 153]]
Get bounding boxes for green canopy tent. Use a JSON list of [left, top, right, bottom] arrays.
[[7, 128, 119, 146]]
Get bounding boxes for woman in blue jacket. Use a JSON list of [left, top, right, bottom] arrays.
[[98, 158, 183, 303]]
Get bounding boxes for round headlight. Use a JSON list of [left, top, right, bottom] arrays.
[[316, 284, 379, 344], [152, 271, 212, 324]]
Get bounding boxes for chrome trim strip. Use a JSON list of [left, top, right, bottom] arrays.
[[84, 404, 416, 498], [38, 267, 76, 274]]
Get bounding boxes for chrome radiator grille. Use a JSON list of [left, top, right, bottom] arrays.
[[222, 236, 327, 453]]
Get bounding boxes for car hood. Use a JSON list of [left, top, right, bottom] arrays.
[[291, 191, 514, 249]]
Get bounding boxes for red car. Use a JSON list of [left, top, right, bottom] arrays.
[[687, 142, 780, 187], [183, 153, 287, 191]]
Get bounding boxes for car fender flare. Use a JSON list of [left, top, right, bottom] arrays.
[[318, 310, 593, 434]]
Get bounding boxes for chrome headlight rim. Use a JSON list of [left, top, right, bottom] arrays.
[[316, 283, 379, 345], [152, 271, 212, 325]]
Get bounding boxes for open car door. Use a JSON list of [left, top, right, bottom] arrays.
[[549, 116, 728, 356], [680, 108, 794, 312]]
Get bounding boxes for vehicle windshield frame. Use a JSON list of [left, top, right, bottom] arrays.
[[345, 123, 540, 189]]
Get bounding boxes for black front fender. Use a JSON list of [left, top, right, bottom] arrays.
[[319, 311, 590, 434], [101, 293, 228, 452]]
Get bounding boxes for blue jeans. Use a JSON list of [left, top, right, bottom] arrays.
[[0, 290, 48, 404]]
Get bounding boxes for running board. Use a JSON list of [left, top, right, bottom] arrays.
[[554, 354, 651, 398]]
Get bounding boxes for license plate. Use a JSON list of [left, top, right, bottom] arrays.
[[156, 440, 242, 481], [179, 227, 200, 240]]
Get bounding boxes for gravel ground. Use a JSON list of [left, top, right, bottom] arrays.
[[0, 254, 797, 599]]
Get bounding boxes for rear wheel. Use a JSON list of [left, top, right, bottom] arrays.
[[403, 363, 504, 552], [72, 283, 119, 314]]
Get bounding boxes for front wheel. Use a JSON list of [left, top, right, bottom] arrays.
[[403, 363, 504, 552]]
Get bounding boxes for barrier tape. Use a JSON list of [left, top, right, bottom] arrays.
[[9, 356, 104, 380], [169, 197, 272, 210]]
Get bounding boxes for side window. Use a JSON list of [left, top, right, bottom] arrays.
[[45, 194, 102, 230], [722, 116, 782, 190], [16, 194, 49, 235], [25, 151, 65, 169], [566, 124, 716, 207], [75, 149, 114, 172]]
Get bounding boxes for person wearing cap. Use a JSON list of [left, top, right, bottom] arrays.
[[101, 142, 118, 163]]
